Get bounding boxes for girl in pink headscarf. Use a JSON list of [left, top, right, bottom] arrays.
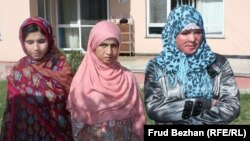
[[67, 21, 146, 141]]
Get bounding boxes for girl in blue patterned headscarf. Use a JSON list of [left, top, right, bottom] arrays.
[[155, 5, 216, 99]]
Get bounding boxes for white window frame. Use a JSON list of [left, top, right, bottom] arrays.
[[196, 0, 224, 38], [56, 0, 82, 52], [146, 0, 224, 38], [146, 0, 169, 38], [56, 0, 110, 53]]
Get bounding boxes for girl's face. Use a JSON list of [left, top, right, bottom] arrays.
[[24, 31, 49, 60], [176, 29, 203, 55], [95, 38, 119, 65]]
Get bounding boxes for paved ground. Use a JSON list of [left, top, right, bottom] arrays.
[[1, 56, 250, 93]]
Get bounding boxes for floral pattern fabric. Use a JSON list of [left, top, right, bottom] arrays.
[[72, 118, 139, 141], [0, 57, 74, 141], [0, 17, 74, 141]]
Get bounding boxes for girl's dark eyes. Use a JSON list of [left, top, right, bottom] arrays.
[[194, 30, 202, 34], [99, 43, 118, 48], [179, 30, 202, 35], [25, 39, 46, 44], [37, 39, 46, 43], [180, 31, 190, 35]]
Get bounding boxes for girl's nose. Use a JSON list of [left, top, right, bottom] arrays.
[[33, 42, 40, 50], [105, 45, 112, 54], [188, 33, 196, 42]]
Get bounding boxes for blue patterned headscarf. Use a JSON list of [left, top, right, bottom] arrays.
[[155, 5, 216, 99]]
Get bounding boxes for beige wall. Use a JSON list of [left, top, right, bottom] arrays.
[[130, 0, 163, 54], [110, 0, 130, 19], [0, 0, 31, 62], [210, 0, 250, 55], [130, 0, 250, 56], [0, 0, 250, 62]]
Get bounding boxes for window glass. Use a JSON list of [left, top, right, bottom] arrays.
[[171, 0, 196, 9], [81, 27, 92, 50], [58, 0, 77, 24], [80, 0, 107, 25], [38, 0, 51, 22], [196, 0, 223, 37], [58, 28, 79, 49], [147, 0, 223, 37], [57, 0, 108, 51], [149, 0, 167, 23]]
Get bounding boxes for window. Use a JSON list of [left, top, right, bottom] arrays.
[[196, 0, 224, 37], [57, 0, 108, 52], [146, 0, 224, 38], [146, 0, 167, 37], [38, 0, 51, 23]]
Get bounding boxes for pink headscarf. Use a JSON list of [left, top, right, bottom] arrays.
[[67, 21, 145, 139]]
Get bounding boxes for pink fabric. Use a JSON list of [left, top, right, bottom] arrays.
[[67, 21, 145, 140]]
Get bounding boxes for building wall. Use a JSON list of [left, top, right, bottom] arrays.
[[130, 0, 162, 55], [109, 0, 130, 19], [0, 0, 250, 62], [213, 0, 250, 55], [0, 0, 32, 62], [130, 0, 250, 56]]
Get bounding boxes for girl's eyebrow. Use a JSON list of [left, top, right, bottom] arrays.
[[180, 29, 201, 32], [100, 42, 118, 45]]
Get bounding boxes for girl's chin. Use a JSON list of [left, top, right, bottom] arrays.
[[183, 50, 197, 56], [31, 56, 43, 60]]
